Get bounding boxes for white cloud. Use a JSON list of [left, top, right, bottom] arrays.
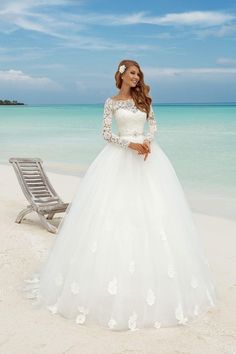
[[144, 67, 236, 78], [151, 11, 234, 26], [194, 23, 236, 38], [0, 0, 85, 38], [0, 69, 61, 90], [0, 0, 71, 12], [0, 4, 235, 41], [217, 57, 236, 66], [62, 35, 155, 50], [0, 2, 235, 52], [73, 11, 235, 27], [0, 2, 149, 50]]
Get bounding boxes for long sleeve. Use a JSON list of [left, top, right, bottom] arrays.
[[102, 98, 130, 149], [144, 104, 157, 143]]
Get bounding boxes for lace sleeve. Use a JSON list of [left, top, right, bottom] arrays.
[[144, 104, 157, 143], [102, 98, 130, 149]]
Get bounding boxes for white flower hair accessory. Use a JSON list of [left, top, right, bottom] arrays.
[[119, 64, 126, 74]]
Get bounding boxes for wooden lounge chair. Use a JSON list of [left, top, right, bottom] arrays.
[[9, 157, 69, 233]]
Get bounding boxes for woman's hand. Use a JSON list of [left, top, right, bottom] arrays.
[[142, 139, 151, 161], [128, 140, 151, 161], [128, 142, 148, 154], [136, 139, 151, 161]]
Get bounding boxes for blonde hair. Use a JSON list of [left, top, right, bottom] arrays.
[[115, 59, 152, 118]]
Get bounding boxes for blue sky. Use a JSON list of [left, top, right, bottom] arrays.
[[0, 0, 236, 104]]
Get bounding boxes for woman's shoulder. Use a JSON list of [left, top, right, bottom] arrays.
[[109, 95, 123, 100], [104, 96, 121, 106], [105, 96, 116, 103], [105, 96, 114, 102]]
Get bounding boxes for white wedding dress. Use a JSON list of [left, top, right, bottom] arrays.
[[23, 97, 217, 331]]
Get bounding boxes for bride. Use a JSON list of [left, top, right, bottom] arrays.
[[24, 59, 217, 331]]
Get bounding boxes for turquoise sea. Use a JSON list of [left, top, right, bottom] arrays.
[[0, 103, 235, 219]]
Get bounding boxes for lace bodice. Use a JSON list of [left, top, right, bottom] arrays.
[[102, 97, 157, 149]]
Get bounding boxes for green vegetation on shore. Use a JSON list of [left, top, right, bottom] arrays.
[[0, 99, 24, 105]]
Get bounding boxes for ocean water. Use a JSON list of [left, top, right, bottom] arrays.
[[1, 103, 235, 218]]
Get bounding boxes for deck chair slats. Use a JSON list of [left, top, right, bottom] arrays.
[[34, 197, 59, 202], [29, 190, 51, 194], [22, 168, 41, 177], [25, 180, 43, 184], [9, 157, 69, 233], [22, 170, 41, 173], [22, 171, 41, 174], [19, 163, 37, 166], [22, 171, 40, 174], [25, 181, 44, 185], [22, 172, 41, 176], [26, 179, 44, 183], [21, 163, 39, 167], [26, 180, 45, 184], [35, 198, 59, 202], [30, 188, 52, 194], [24, 176, 43, 180], [34, 196, 52, 199], [29, 187, 50, 192], [36, 200, 60, 205], [26, 183, 46, 187], [30, 191, 51, 196], [33, 194, 52, 198], [32, 191, 51, 195], [21, 164, 38, 167]]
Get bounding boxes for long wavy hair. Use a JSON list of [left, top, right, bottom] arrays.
[[114, 59, 152, 118]]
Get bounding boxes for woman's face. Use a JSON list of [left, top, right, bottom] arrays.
[[121, 65, 140, 88]]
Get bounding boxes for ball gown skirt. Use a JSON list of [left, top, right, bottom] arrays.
[[23, 99, 217, 331]]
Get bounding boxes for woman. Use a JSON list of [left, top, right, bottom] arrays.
[[24, 59, 217, 331]]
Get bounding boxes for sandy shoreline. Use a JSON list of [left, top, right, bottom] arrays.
[[1, 163, 236, 354]]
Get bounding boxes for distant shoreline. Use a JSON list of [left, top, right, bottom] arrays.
[[0, 100, 24, 105], [1, 102, 235, 106]]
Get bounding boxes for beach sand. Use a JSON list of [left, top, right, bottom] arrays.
[[0, 163, 236, 354]]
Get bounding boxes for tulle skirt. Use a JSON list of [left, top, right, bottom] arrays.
[[23, 136, 217, 331]]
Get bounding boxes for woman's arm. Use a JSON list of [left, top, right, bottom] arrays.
[[144, 104, 157, 143], [102, 98, 130, 149]]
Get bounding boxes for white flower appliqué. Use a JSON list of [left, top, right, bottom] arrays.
[[47, 303, 58, 314], [76, 314, 86, 324], [70, 282, 80, 295], [175, 303, 188, 324], [128, 311, 138, 331], [76, 306, 89, 324], [119, 64, 126, 73], [154, 321, 161, 329], [108, 318, 117, 329], [108, 277, 118, 295], [146, 289, 156, 306]]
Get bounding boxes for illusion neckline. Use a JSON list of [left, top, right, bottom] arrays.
[[110, 97, 134, 102]]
